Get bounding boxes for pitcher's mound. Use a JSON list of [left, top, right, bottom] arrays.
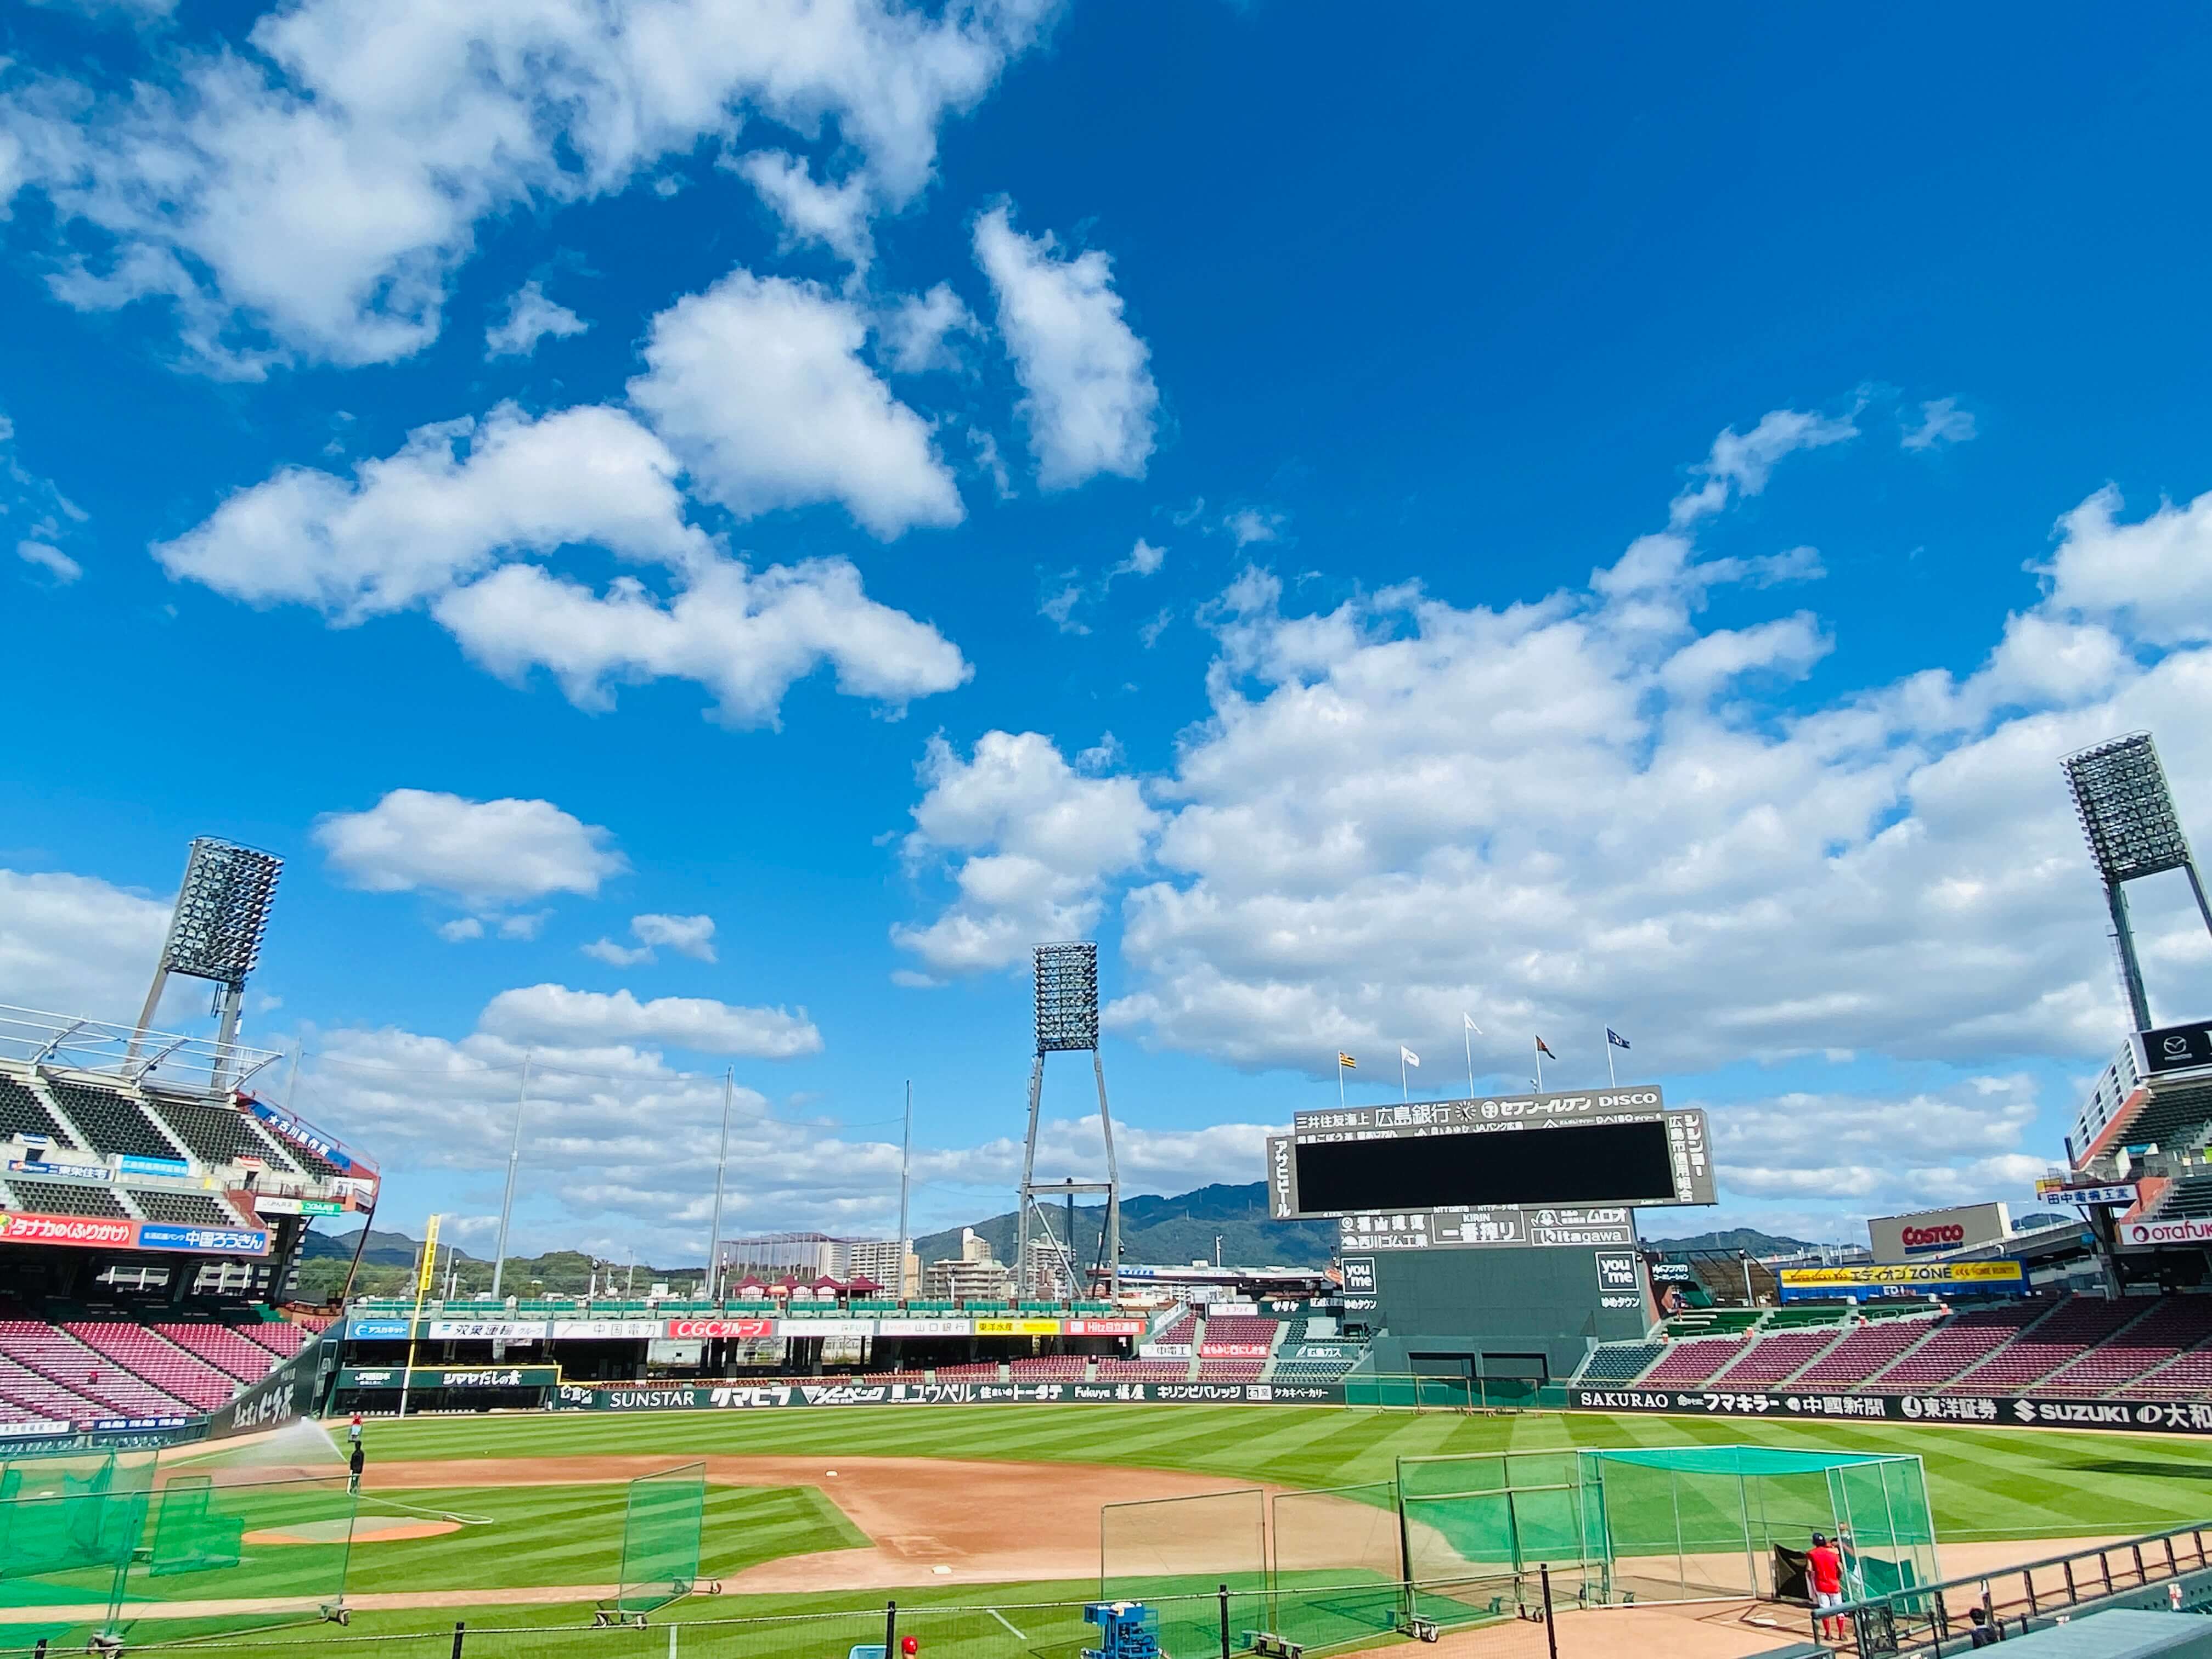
[[245, 1517, 460, 1545]]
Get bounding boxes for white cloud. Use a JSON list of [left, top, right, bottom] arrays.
[[157, 401, 968, 724], [1668, 405, 1859, 527], [892, 404, 2212, 1097], [973, 204, 1157, 489], [437, 917, 486, 944], [431, 552, 971, 727], [28, 0, 178, 18], [1903, 397, 1977, 452], [1112, 538, 1165, 581], [0, 0, 1052, 370], [17, 541, 82, 583], [586, 913, 718, 967], [1224, 509, 1282, 549], [1, 410, 91, 582], [892, 730, 1158, 973], [731, 150, 874, 270], [1704, 1077, 2042, 1210], [879, 283, 977, 375], [2039, 484, 2212, 647], [484, 279, 588, 358], [0, 868, 173, 1024], [478, 983, 818, 1057], [314, 788, 626, 907], [628, 269, 962, 538], [632, 913, 716, 962], [155, 403, 706, 619]]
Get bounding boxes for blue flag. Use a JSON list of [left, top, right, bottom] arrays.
[[1606, 1028, 1632, 1049]]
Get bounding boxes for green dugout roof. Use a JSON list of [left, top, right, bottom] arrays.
[[1581, 1445, 1918, 1475]]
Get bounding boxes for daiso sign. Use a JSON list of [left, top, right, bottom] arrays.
[[1869, 1202, 2010, 1265]]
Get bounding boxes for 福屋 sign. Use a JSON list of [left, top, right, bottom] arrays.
[[1778, 1260, 2024, 1300]]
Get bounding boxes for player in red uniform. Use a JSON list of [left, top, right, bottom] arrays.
[[1808, 1532, 1847, 1639]]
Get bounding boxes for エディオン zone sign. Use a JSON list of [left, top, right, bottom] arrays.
[[1778, 1261, 2024, 1301]]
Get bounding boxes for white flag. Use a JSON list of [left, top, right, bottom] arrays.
[[1400, 1046, 1420, 1067], [1463, 1013, 1482, 1034]]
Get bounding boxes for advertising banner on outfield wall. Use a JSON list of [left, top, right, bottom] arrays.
[[665, 1318, 776, 1340], [1777, 1261, 2025, 1300], [1571, 1386, 2212, 1437], [550, 1379, 1346, 1410], [0, 1210, 268, 1255], [972, 1318, 1063, 1335], [552, 1319, 663, 1340], [2121, 1217, 2212, 1248], [428, 1319, 549, 1340], [877, 1317, 973, 1337]]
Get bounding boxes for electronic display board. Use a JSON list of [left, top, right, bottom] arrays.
[[1266, 1086, 1714, 1224]]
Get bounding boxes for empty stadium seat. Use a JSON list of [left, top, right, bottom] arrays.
[[1007, 1356, 1090, 1379], [0, 1075, 81, 1150], [1867, 1301, 2053, 1390], [1578, 1342, 1666, 1384], [1094, 1358, 1190, 1380], [1793, 1316, 1943, 1388], [43, 1081, 182, 1162], [1641, 1336, 1750, 1385], [242, 1321, 311, 1358], [155, 1322, 283, 1385], [144, 1097, 284, 1167], [0, 1321, 192, 1417], [1944, 1296, 2143, 1393], [2042, 1298, 2212, 1397], [2, 1177, 130, 1218], [65, 1323, 238, 1411], [131, 1190, 241, 1227], [1713, 1328, 1847, 1386]]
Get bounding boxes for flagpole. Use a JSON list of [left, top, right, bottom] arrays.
[[1337, 1053, 1345, 1110], [1606, 1028, 1616, 1087], [1401, 1049, 1408, 1103], [1534, 1038, 1543, 1092], [1464, 1019, 1476, 1099]]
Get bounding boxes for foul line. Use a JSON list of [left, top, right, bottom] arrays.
[[987, 1607, 1029, 1640]]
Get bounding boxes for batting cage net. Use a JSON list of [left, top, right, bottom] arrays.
[[602, 1462, 708, 1624], [1101, 1488, 1267, 1659], [1397, 1445, 1937, 1610], [1267, 1481, 1404, 1651]]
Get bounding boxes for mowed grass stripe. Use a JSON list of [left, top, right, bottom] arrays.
[[369, 1405, 2212, 1540]]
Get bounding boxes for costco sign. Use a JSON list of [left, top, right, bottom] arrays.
[[1868, 1201, 2010, 1263]]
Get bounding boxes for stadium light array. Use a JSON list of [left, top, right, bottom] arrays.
[[161, 838, 285, 987], [2062, 732, 2193, 884], [1033, 941, 1101, 1053]]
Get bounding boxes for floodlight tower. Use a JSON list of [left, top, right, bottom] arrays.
[[127, 837, 284, 1090], [1018, 943, 1121, 1298], [2061, 732, 2212, 1033]]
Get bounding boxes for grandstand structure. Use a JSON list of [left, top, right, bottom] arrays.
[[0, 1005, 368, 1429], [1571, 1291, 2212, 1402]]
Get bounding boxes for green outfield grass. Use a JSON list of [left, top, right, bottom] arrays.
[[10, 1405, 2209, 1658], [366, 1403, 2212, 1543]]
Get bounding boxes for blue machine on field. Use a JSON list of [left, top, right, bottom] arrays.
[[1084, 1601, 1161, 1659]]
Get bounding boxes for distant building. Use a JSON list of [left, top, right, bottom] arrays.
[[840, 1238, 917, 1297], [926, 1245, 1011, 1302]]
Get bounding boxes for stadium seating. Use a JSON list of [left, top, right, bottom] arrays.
[[145, 1096, 285, 1167], [1641, 1336, 1750, 1385], [1793, 1316, 1944, 1388], [1577, 1342, 1666, 1383], [1152, 1312, 1200, 1344], [2124, 1333, 2212, 1400], [133, 1190, 242, 1227], [1198, 1314, 1280, 1346], [0, 1355, 111, 1424], [932, 1362, 1003, 1380], [1095, 1358, 1192, 1380], [1945, 1296, 2154, 1393], [42, 1081, 184, 1162], [1008, 1356, 1090, 1379], [0, 1075, 80, 1149], [1866, 1301, 2053, 1390], [2041, 1298, 2212, 1397], [0, 1321, 191, 1417], [156, 1322, 287, 1384], [2, 1177, 131, 1218], [64, 1323, 239, 1411], [1712, 1327, 1846, 1386], [1192, 1361, 1267, 1380], [245, 1322, 312, 1357]]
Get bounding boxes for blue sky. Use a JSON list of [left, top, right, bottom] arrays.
[[6, 2, 2212, 1262]]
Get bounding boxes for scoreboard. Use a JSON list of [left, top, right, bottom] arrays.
[[1266, 1085, 1714, 1250]]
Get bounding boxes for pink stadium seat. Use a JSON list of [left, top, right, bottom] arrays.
[[1793, 1317, 1942, 1387], [1942, 1297, 2144, 1393], [156, 1322, 283, 1384], [931, 1362, 1002, 1380], [1007, 1355, 1090, 1379], [1712, 1329, 1844, 1386], [1641, 1336, 1750, 1385], [1866, 1302, 2051, 1391], [1095, 1358, 1190, 1379], [65, 1322, 239, 1412], [2042, 1298, 2212, 1397], [0, 1320, 193, 1417]]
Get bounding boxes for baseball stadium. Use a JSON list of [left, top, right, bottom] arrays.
[[10, 734, 2212, 1659]]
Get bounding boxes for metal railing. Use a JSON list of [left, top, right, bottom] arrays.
[[0, 1005, 283, 1098], [1829, 1521, 2212, 1655]]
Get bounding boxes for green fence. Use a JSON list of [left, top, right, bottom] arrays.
[[0, 1449, 355, 1651], [1342, 1375, 1572, 1412], [602, 1463, 708, 1625]]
